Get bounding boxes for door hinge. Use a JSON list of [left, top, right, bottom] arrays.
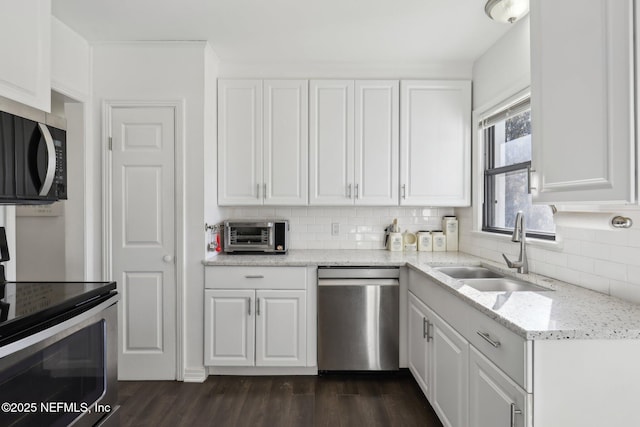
[[108, 136, 113, 151]]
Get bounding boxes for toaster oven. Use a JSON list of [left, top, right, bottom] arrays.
[[223, 220, 289, 253]]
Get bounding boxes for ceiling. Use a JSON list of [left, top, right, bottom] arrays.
[[52, 0, 513, 64]]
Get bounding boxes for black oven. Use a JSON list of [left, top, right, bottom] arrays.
[[0, 281, 119, 427]]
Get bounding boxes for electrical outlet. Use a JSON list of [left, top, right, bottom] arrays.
[[331, 223, 340, 236]]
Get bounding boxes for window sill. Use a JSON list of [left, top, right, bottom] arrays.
[[470, 230, 564, 252]]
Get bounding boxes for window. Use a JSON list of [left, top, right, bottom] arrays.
[[481, 96, 555, 240]]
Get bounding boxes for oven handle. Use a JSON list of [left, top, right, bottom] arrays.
[[37, 123, 57, 196], [0, 295, 119, 358]]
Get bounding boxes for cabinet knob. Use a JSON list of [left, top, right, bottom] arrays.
[[162, 255, 173, 263]]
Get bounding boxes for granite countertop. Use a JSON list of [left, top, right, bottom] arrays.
[[204, 250, 640, 341]]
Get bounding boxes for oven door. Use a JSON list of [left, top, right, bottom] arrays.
[[0, 298, 118, 427]]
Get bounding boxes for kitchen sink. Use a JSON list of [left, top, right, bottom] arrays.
[[434, 266, 504, 279], [461, 278, 552, 292]]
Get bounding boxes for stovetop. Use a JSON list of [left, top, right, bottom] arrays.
[[0, 281, 116, 345]]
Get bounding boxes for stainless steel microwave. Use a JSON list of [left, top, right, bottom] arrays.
[[0, 96, 67, 205], [223, 220, 289, 254]]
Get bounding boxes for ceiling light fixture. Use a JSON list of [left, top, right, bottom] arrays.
[[485, 0, 529, 24]]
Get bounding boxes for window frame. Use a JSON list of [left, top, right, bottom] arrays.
[[480, 98, 555, 241]]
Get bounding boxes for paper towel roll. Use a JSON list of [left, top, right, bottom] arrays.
[[553, 212, 632, 230]]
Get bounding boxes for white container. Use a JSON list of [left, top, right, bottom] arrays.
[[403, 232, 417, 251], [388, 232, 403, 251], [442, 216, 459, 251], [417, 231, 433, 252], [432, 230, 446, 252]]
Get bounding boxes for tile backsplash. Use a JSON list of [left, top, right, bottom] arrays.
[[220, 207, 455, 250]]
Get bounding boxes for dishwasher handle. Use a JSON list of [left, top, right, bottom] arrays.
[[318, 278, 399, 286]]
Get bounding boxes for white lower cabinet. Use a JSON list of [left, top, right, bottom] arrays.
[[469, 346, 529, 427], [408, 292, 469, 427], [204, 267, 309, 368], [205, 289, 306, 367]]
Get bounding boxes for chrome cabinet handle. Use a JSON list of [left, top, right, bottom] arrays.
[[510, 403, 522, 427], [263, 183, 267, 200], [257, 298, 261, 316], [477, 331, 501, 348], [245, 275, 264, 279], [423, 317, 427, 339], [256, 183, 260, 199], [401, 184, 406, 199], [347, 184, 352, 198], [426, 320, 433, 342], [248, 298, 251, 316], [355, 184, 359, 199]]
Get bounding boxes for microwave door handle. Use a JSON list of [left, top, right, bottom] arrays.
[[37, 123, 56, 196]]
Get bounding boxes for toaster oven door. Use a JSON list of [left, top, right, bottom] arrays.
[[225, 223, 273, 252]]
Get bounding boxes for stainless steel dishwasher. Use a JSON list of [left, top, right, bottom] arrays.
[[317, 266, 399, 371]]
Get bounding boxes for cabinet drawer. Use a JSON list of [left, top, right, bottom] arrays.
[[467, 307, 527, 390], [205, 266, 307, 290]]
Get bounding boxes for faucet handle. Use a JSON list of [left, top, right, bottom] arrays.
[[502, 253, 522, 268]]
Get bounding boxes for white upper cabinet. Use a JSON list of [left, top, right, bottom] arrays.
[[218, 79, 308, 205], [530, 0, 635, 204], [310, 79, 399, 206], [309, 80, 355, 205], [263, 80, 309, 205], [400, 80, 471, 207], [218, 79, 263, 205], [0, 0, 51, 112], [355, 80, 399, 205]]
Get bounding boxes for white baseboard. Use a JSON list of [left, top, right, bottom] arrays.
[[207, 366, 318, 376], [182, 367, 207, 383]]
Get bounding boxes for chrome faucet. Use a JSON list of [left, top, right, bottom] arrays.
[[502, 211, 528, 274]]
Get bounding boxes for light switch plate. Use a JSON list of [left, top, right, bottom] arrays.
[[331, 223, 340, 236]]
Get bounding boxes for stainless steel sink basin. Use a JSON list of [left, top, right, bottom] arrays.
[[434, 266, 504, 279], [462, 278, 552, 292]]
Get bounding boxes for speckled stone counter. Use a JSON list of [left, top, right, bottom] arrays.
[[204, 249, 640, 341]]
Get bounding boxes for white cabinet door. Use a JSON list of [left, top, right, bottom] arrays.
[[354, 80, 399, 206], [400, 80, 471, 206], [430, 307, 469, 427], [204, 289, 255, 366], [309, 80, 355, 205], [263, 80, 308, 205], [255, 290, 307, 367], [469, 346, 529, 427], [0, 0, 51, 112], [218, 79, 263, 205], [530, 0, 635, 204], [408, 292, 431, 398]]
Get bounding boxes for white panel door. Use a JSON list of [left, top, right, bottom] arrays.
[[263, 80, 308, 205], [530, 0, 634, 204], [309, 80, 355, 205], [430, 307, 469, 427], [408, 292, 431, 398], [111, 106, 176, 380], [218, 79, 263, 205], [0, 0, 51, 112], [204, 289, 255, 366], [400, 80, 471, 206], [255, 290, 307, 367], [469, 346, 528, 427], [355, 80, 399, 206]]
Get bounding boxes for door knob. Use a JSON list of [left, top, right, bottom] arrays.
[[162, 255, 173, 263]]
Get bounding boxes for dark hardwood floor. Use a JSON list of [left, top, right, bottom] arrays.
[[118, 371, 443, 427]]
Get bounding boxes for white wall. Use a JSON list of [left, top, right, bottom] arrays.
[[459, 16, 640, 304], [92, 42, 210, 379], [51, 16, 91, 101]]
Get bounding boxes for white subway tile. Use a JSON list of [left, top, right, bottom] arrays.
[[628, 265, 640, 286], [610, 280, 640, 304], [609, 245, 640, 267], [567, 255, 595, 273], [594, 229, 629, 247], [577, 272, 610, 295], [594, 260, 627, 282], [581, 241, 611, 259]]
